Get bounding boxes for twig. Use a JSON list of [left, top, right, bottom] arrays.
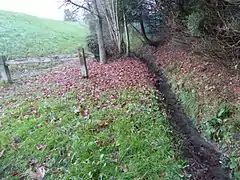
[[65, 0, 99, 17]]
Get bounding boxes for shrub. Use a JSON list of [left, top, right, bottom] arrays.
[[187, 11, 204, 36], [86, 34, 99, 60], [86, 34, 123, 60]]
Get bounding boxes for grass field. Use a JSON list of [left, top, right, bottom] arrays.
[[0, 10, 88, 59]]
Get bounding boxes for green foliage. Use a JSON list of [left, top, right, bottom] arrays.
[[0, 10, 89, 59], [0, 89, 186, 179], [204, 106, 231, 142], [230, 155, 240, 179], [187, 11, 204, 36], [86, 34, 99, 59]]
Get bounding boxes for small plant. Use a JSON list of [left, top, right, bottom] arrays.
[[222, 152, 240, 180], [187, 11, 204, 36], [205, 106, 231, 142]]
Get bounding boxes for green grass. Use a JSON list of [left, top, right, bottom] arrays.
[[0, 88, 186, 179], [0, 10, 89, 59]]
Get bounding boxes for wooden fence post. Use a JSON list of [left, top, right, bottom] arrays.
[[78, 48, 88, 78], [0, 55, 12, 83]]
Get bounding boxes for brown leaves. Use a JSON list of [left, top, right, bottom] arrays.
[[29, 158, 38, 166], [36, 144, 45, 150], [9, 135, 21, 151], [156, 45, 239, 103], [79, 109, 85, 116], [12, 171, 19, 177], [159, 172, 165, 178], [38, 58, 156, 98], [96, 140, 104, 147], [80, 108, 90, 119], [51, 167, 64, 175], [88, 58, 156, 92]]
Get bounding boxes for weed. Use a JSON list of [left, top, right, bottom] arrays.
[[204, 106, 231, 142]]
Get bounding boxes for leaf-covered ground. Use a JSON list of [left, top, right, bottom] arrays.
[[0, 58, 187, 179], [154, 45, 240, 178]]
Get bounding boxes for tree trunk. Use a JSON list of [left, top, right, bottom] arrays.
[[139, 17, 159, 47], [123, 12, 130, 56], [96, 17, 107, 64], [102, 0, 123, 54], [93, 0, 107, 64]]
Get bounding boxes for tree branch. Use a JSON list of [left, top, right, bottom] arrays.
[[65, 0, 99, 17]]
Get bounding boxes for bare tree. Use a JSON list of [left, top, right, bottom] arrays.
[[64, 0, 107, 64], [100, 0, 123, 54]]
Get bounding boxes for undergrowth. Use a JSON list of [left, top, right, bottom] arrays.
[[166, 62, 240, 179]]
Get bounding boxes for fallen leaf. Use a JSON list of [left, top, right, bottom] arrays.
[[0, 150, 4, 158], [36, 144, 45, 150], [12, 171, 19, 177], [96, 140, 104, 146], [97, 120, 109, 127], [37, 124, 43, 128], [80, 109, 84, 116], [52, 170, 58, 174], [159, 172, 165, 177]]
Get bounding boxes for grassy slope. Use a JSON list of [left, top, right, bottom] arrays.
[[0, 11, 88, 59]]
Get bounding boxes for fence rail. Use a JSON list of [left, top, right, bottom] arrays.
[[6, 59, 56, 65], [0, 49, 89, 83], [0, 56, 12, 83]]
